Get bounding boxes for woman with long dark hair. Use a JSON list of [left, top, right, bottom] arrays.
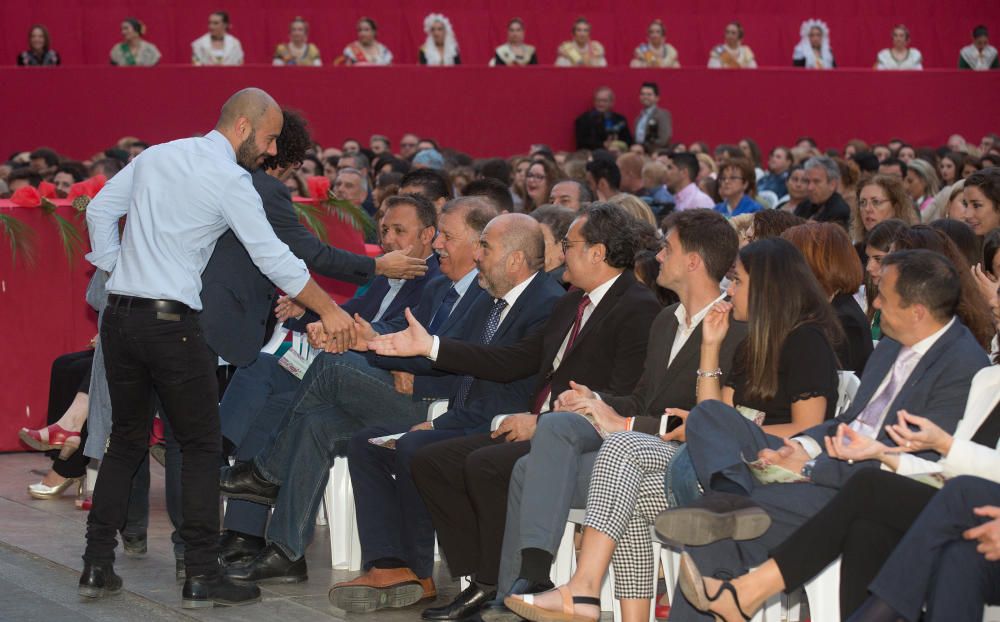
[[506, 238, 842, 622]]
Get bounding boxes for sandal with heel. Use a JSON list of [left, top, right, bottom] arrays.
[[505, 585, 600, 622], [678, 551, 752, 622]]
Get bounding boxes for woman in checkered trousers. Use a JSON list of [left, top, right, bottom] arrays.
[[506, 238, 844, 622]]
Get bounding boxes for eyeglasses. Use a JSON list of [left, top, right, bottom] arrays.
[[525, 173, 547, 181], [560, 238, 585, 253], [719, 176, 745, 183], [859, 198, 889, 209], [400, 142, 417, 148]]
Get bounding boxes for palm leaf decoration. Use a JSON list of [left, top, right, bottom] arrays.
[[0, 212, 36, 267], [323, 192, 376, 240], [40, 197, 84, 266], [293, 200, 329, 243]]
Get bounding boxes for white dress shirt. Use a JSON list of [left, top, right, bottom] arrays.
[[86, 130, 310, 310], [669, 292, 726, 366]]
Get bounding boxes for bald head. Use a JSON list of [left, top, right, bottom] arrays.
[[215, 88, 283, 171], [476, 213, 545, 297], [492, 213, 545, 272]]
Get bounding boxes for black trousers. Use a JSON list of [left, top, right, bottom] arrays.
[[46, 350, 94, 479], [410, 433, 530, 584], [770, 468, 937, 617], [84, 303, 221, 577]]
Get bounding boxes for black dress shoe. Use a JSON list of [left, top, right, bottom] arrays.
[[481, 578, 554, 622], [122, 533, 147, 557], [182, 574, 262, 608], [78, 562, 123, 599], [422, 583, 496, 620], [219, 462, 279, 505], [654, 491, 771, 546], [219, 530, 266, 567], [225, 543, 307, 584]]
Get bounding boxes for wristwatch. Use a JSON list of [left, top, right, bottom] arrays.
[[799, 459, 816, 481]]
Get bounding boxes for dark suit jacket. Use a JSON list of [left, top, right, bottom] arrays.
[[801, 319, 990, 489], [634, 107, 673, 152], [433, 273, 567, 433], [199, 169, 376, 366], [602, 303, 747, 435], [286, 254, 441, 330], [794, 192, 851, 229], [370, 273, 488, 400], [433, 271, 662, 411], [574, 110, 634, 150]]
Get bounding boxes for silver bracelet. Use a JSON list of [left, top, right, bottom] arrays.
[[696, 368, 723, 378]]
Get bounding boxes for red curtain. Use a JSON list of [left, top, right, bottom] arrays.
[[2, 0, 998, 68], [2, 65, 999, 161], [0, 201, 365, 452]]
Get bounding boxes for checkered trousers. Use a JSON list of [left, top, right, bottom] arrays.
[[583, 431, 681, 599]]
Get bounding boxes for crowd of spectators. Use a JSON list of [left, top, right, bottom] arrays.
[[15, 16, 1000, 69], [9, 86, 1000, 621]]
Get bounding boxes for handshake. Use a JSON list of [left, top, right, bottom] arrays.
[[303, 306, 435, 358]]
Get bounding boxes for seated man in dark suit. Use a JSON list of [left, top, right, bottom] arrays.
[[574, 87, 633, 151], [659, 249, 991, 622], [484, 209, 747, 619], [217, 197, 498, 582], [216, 193, 440, 562], [369, 203, 662, 620], [792, 155, 851, 228], [327, 214, 566, 612]]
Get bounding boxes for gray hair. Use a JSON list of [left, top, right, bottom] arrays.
[[441, 196, 499, 235], [804, 156, 841, 182], [341, 152, 370, 171], [337, 167, 369, 193]]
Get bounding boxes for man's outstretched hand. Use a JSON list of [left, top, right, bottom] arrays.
[[375, 247, 428, 279], [370, 308, 433, 357]]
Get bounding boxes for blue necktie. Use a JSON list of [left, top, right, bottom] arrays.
[[427, 286, 459, 334], [454, 298, 508, 409]]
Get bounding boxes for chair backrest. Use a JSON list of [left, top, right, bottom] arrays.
[[290, 331, 320, 365], [836, 371, 861, 417], [260, 324, 290, 354]]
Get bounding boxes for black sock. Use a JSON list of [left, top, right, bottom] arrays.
[[710, 473, 747, 496], [518, 548, 554, 585], [371, 557, 407, 570]]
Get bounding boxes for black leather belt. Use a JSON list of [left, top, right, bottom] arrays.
[[108, 294, 194, 320]]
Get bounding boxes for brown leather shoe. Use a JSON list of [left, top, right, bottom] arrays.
[[328, 567, 427, 613], [418, 576, 437, 601]]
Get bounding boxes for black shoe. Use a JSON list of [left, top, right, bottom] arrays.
[[481, 577, 554, 622], [654, 491, 771, 546], [183, 574, 261, 608], [78, 562, 123, 599], [176, 559, 186, 583], [219, 462, 279, 505], [219, 530, 266, 567], [225, 543, 307, 584], [122, 533, 147, 557], [422, 583, 496, 620]]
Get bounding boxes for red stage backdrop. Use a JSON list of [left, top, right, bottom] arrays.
[[0, 201, 366, 452], [1, 66, 999, 161], [1, 0, 998, 68]]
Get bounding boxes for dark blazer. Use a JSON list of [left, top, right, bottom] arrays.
[[831, 292, 873, 374], [199, 169, 376, 366], [574, 110, 634, 150], [370, 272, 488, 400], [794, 191, 851, 229], [286, 254, 441, 330], [802, 319, 990, 489], [634, 107, 673, 152], [433, 271, 661, 411], [433, 272, 567, 433], [603, 303, 747, 435]]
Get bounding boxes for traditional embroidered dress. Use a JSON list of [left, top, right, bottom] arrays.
[[342, 41, 393, 65], [876, 47, 923, 70], [191, 33, 244, 65], [273, 42, 322, 66], [792, 20, 835, 69], [490, 43, 537, 66], [556, 40, 606, 66], [959, 43, 999, 70], [708, 44, 756, 68], [631, 42, 679, 67], [110, 40, 161, 66]]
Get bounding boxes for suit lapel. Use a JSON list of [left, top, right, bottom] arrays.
[[566, 272, 631, 357], [439, 282, 483, 334], [491, 274, 541, 342], [841, 338, 900, 422], [645, 312, 686, 408], [879, 324, 959, 431]]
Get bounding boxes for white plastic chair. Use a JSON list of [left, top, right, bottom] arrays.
[[836, 370, 861, 417], [325, 398, 450, 569]]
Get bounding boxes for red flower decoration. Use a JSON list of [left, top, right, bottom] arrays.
[[38, 181, 57, 199], [66, 175, 108, 201], [306, 175, 330, 200], [10, 185, 42, 207]]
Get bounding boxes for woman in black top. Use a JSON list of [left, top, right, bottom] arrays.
[[18, 24, 60, 66], [783, 221, 873, 373], [699, 237, 842, 436]]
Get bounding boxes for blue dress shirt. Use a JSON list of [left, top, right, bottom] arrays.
[[714, 194, 765, 218], [86, 130, 310, 310]]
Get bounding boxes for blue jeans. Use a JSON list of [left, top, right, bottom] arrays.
[[663, 444, 702, 507], [219, 353, 299, 448], [253, 351, 437, 560], [348, 425, 463, 578]]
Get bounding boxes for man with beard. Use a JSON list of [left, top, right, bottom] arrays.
[[81, 88, 356, 608]]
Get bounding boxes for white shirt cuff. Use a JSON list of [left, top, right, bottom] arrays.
[[428, 335, 440, 361], [794, 436, 823, 459]]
